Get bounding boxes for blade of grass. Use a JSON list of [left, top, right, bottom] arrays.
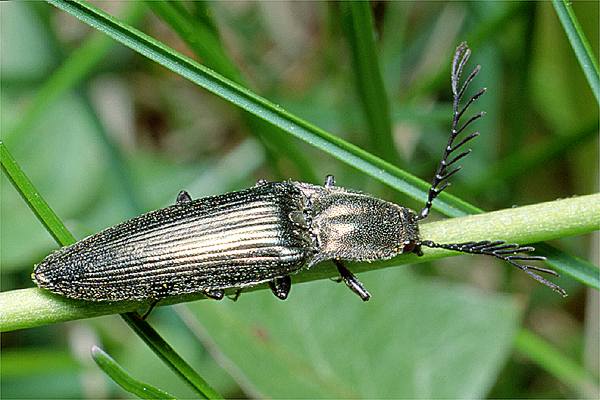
[[0, 141, 76, 246], [552, 0, 600, 105], [535, 244, 600, 291], [340, 1, 398, 164], [515, 329, 600, 397], [121, 314, 222, 400], [45, 0, 474, 218], [146, 0, 317, 182], [0, 141, 222, 400], [3, 192, 598, 331], [91, 345, 177, 400]]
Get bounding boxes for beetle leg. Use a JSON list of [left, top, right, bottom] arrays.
[[176, 190, 192, 204], [139, 299, 160, 320], [203, 289, 225, 300], [324, 175, 336, 188], [227, 289, 242, 302], [333, 260, 370, 301], [269, 276, 292, 300]]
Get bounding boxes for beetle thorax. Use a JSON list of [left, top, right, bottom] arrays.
[[293, 183, 420, 266]]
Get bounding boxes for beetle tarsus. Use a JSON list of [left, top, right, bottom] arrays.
[[269, 276, 291, 300], [333, 260, 370, 301], [139, 299, 160, 320], [203, 289, 225, 300], [176, 190, 192, 204]]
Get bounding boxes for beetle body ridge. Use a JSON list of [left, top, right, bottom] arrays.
[[34, 182, 316, 301]]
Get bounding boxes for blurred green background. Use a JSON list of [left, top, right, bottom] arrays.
[[1, 1, 598, 398]]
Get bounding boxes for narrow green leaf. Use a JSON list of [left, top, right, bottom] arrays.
[[0, 142, 222, 400], [341, 1, 398, 164], [121, 313, 223, 400], [0, 141, 76, 246], [535, 243, 600, 291], [45, 0, 474, 218], [515, 329, 600, 397], [91, 346, 177, 400], [146, 0, 318, 182], [552, 0, 600, 105]]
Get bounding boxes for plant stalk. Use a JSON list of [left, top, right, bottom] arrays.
[[2, 193, 598, 332]]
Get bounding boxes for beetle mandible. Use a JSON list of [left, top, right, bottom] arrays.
[[33, 43, 566, 314]]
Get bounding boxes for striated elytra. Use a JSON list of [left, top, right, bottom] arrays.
[[32, 179, 419, 302], [32, 43, 566, 316]]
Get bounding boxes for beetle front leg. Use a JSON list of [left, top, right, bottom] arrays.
[[333, 260, 370, 301]]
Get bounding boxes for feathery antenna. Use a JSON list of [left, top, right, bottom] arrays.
[[417, 43, 566, 297], [419, 42, 486, 220], [420, 240, 567, 297]]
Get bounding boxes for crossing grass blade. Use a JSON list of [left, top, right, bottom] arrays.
[[0, 141, 222, 400], [552, 0, 600, 105], [91, 346, 177, 400]]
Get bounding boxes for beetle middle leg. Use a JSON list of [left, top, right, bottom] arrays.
[[139, 299, 161, 320], [227, 289, 242, 302], [269, 276, 291, 300], [333, 260, 370, 301]]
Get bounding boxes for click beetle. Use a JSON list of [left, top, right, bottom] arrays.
[[33, 43, 566, 315]]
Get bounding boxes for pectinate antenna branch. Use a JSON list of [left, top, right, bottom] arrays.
[[418, 42, 486, 221], [420, 240, 567, 296]]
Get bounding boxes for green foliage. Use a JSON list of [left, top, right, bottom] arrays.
[[1, 1, 598, 399]]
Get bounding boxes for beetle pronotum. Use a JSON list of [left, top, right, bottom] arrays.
[[33, 43, 566, 315]]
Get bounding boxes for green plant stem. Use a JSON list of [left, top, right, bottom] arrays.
[[0, 142, 222, 399], [91, 346, 177, 399], [515, 329, 600, 397], [2, 193, 598, 332], [552, 0, 600, 105]]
